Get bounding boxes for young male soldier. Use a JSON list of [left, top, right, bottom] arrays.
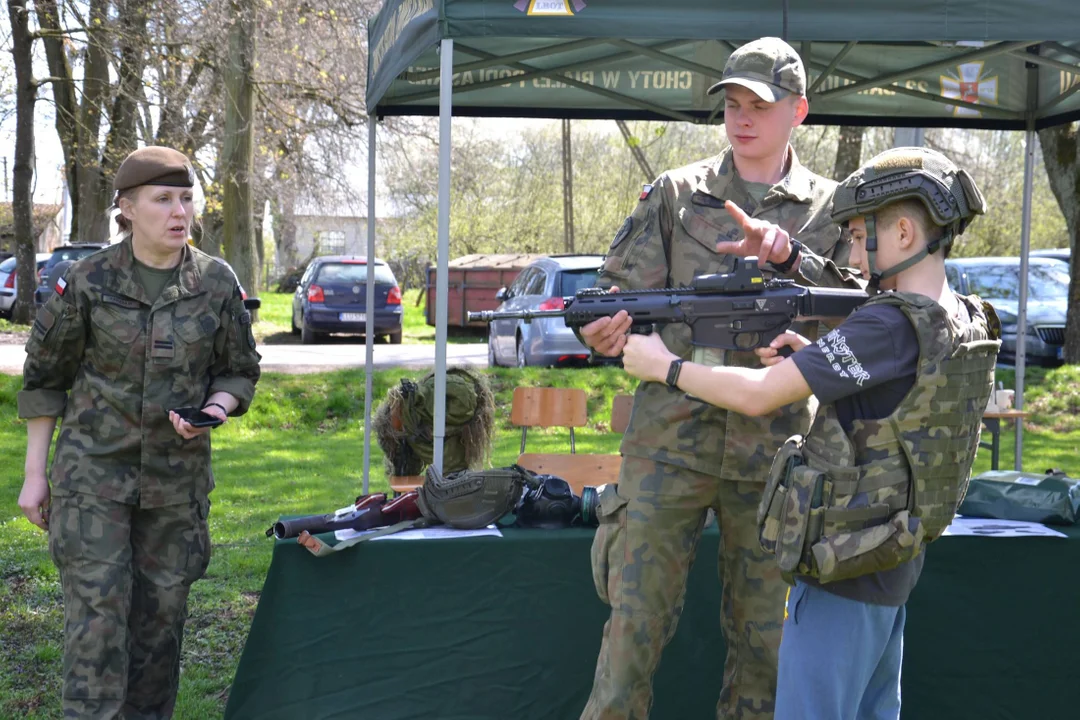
[[578, 37, 859, 720], [620, 147, 999, 720]]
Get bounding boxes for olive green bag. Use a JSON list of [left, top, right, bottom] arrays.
[[958, 470, 1080, 525]]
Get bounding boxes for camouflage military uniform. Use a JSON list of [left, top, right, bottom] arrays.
[[583, 146, 856, 720], [18, 237, 261, 719]]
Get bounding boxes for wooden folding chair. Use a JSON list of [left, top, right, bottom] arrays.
[[514, 453, 622, 497], [389, 474, 424, 495], [510, 386, 588, 454], [611, 393, 633, 434], [512, 386, 621, 496]]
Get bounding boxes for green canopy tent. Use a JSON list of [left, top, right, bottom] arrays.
[[358, 0, 1080, 490]]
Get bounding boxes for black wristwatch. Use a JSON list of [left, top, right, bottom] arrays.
[[665, 358, 685, 389], [772, 239, 802, 274]]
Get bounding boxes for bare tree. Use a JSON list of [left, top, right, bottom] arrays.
[[36, 0, 115, 242], [1037, 123, 1080, 363], [7, 0, 38, 324], [221, 0, 259, 312], [832, 126, 864, 181]]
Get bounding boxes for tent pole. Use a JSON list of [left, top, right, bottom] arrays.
[[433, 38, 453, 473], [362, 114, 376, 495], [1014, 48, 1040, 470], [1014, 116, 1035, 471]]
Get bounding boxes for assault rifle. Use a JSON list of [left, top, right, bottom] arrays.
[[468, 257, 868, 355]]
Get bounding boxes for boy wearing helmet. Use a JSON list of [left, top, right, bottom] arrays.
[[620, 147, 1001, 719]]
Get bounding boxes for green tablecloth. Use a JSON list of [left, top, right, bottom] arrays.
[[225, 523, 1078, 719]]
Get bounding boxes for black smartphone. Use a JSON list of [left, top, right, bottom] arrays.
[[170, 406, 225, 428]]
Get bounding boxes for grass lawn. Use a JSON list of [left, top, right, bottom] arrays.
[[0, 366, 634, 718], [1, 361, 1078, 718], [251, 289, 484, 345]]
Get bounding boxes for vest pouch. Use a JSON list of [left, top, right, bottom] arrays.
[[811, 510, 926, 584], [776, 464, 826, 574], [758, 438, 805, 555]]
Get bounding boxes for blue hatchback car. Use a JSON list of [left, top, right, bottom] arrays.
[[291, 256, 403, 344]]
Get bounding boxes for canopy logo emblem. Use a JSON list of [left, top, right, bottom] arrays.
[[514, 0, 587, 15], [940, 61, 999, 118]]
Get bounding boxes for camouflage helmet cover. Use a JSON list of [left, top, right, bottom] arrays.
[[831, 147, 987, 240]]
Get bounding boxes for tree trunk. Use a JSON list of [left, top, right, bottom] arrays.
[[1037, 124, 1080, 364], [221, 0, 259, 315], [34, 0, 77, 236], [102, 0, 149, 192], [273, 191, 299, 270], [833, 126, 865, 182], [36, 0, 111, 243], [562, 118, 574, 253], [8, 0, 37, 324], [254, 186, 267, 289], [197, 210, 224, 258]]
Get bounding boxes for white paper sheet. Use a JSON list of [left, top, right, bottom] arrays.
[[942, 516, 1067, 538], [334, 524, 503, 542]]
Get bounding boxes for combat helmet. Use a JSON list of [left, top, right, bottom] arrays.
[[831, 147, 987, 290]]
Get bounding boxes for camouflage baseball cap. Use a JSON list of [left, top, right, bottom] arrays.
[[708, 37, 806, 102]]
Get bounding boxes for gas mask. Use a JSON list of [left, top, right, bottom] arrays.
[[513, 475, 601, 529]]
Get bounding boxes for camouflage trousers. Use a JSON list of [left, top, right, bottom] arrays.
[[47, 491, 212, 720], [581, 456, 786, 720]]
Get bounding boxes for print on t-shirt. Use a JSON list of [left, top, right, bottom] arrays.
[[815, 328, 871, 387]]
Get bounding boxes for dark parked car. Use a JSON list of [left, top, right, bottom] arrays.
[[945, 256, 1068, 366], [34, 243, 110, 306], [0, 252, 51, 318], [487, 254, 614, 368], [291, 256, 403, 344]]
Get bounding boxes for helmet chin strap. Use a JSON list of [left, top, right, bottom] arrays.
[[865, 213, 951, 293]]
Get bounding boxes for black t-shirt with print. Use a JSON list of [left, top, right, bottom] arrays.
[[791, 303, 924, 606]]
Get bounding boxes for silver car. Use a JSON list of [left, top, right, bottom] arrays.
[[945, 256, 1069, 367], [488, 254, 611, 367], [0, 253, 51, 319]]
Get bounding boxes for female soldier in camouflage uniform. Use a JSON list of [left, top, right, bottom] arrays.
[[17, 146, 261, 719]]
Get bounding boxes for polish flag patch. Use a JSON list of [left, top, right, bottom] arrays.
[[55, 277, 67, 295]]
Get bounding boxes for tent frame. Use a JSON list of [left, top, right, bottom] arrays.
[[359, 23, 1080, 492]]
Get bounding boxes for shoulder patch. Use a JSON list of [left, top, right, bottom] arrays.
[[639, 184, 653, 201], [32, 307, 56, 340], [55, 276, 67, 296], [609, 216, 633, 252]]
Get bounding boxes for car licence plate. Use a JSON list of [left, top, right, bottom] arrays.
[[1058, 346, 1065, 360], [339, 312, 366, 322]]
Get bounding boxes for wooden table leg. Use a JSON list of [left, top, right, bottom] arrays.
[[983, 417, 1001, 471]]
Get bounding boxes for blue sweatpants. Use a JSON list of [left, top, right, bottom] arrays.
[[775, 580, 905, 720]]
